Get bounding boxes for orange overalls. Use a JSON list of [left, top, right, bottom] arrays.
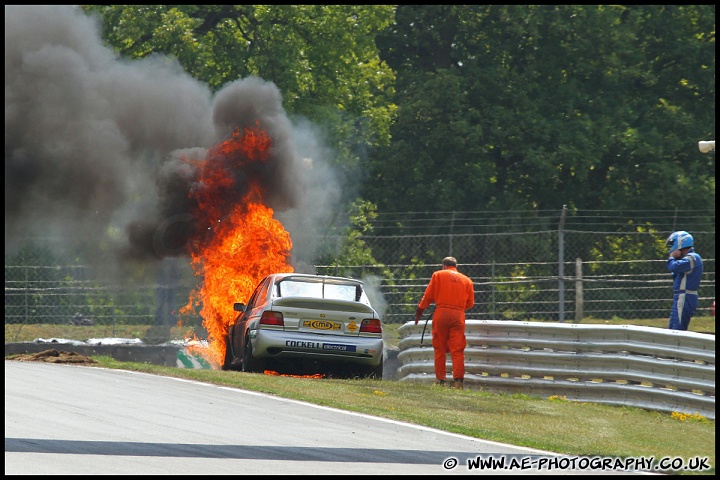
[[417, 267, 475, 381]]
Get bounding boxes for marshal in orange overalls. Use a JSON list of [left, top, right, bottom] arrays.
[[415, 257, 475, 387]]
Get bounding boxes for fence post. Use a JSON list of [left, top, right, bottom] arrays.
[[491, 261, 496, 318], [575, 257, 583, 322], [558, 205, 567, 322], [112, 289, 116, 337], [24, 264, 29, 324], [449, 211, 455, 256]]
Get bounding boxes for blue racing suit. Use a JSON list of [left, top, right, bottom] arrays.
[[666, 248, 703, 331]]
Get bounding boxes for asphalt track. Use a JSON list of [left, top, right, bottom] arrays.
[[5, 361, 652, 475]]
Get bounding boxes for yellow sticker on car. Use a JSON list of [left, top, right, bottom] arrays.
[[346, 321, 358, 332], [302, 320, 341, 330]]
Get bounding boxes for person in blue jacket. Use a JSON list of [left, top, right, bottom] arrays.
[[665, 231, 703, 331]]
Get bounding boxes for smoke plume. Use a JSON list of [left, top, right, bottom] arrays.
[[5, 5, 343, 276]]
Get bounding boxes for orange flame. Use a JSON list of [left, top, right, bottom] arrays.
[[264, 370, 326, 379], [180, 125, 293, 367]]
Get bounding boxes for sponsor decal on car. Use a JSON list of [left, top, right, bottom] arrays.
[[286, 340, 322, 349], [302, 320, 341, 330], [322, 343, 357, 352], [346, 321, 359, 332], [284, 340, 356, 352]]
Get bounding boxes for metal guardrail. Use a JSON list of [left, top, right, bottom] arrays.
[[397, 320, 715, 420]]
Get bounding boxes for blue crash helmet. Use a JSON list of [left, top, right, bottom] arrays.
[[666, 231, 694, 254]]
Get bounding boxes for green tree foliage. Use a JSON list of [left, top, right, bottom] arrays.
[[365, 5, 715, 217], [81, 5, 397, 174], [320, 199, 382, 270], [80, 5, 714, 246]]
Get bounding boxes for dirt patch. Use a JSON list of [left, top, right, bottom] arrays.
[[7, 349, 97, 365]]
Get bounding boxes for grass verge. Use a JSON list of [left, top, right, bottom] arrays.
[[5, 316, 715, 475], [75, 355, 715, 476], [4, 316, 715, 346]]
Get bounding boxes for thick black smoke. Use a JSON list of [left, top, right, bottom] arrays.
[[122, 76, 310, 261], [5, 5, 341, 272]]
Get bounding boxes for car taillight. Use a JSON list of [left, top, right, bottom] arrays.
[[360, 318, 382, 334], [260, 311, 284, 326]]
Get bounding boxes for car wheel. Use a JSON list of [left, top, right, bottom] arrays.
[[369, 357, 384, 380], [356, 358, 383, 380], [221, 334, 235, 371], [242, 335, 265, 373]]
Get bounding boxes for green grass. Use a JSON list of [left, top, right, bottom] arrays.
[[78, 355, 714, 475], [4, 316, 714, 346], [5, 316, 716, 475], [3, 323, 197, 344]]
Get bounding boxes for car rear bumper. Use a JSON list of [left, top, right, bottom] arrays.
[[251, 329, 384, 366]]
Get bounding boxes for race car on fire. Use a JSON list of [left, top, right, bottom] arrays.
[[223, 273, 384, 378]]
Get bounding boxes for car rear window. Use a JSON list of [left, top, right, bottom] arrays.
[[277, 279, 361, 302]]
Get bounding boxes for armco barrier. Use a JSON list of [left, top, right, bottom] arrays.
[[397, 320, 715, 420]]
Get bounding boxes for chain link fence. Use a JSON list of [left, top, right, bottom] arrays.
[[5, 210, 716, 341], [314, 209, 715, 325], [316, 230, 715, 324]]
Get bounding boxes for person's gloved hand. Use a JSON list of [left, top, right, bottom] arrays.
[[414, 306, 424, 325]]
